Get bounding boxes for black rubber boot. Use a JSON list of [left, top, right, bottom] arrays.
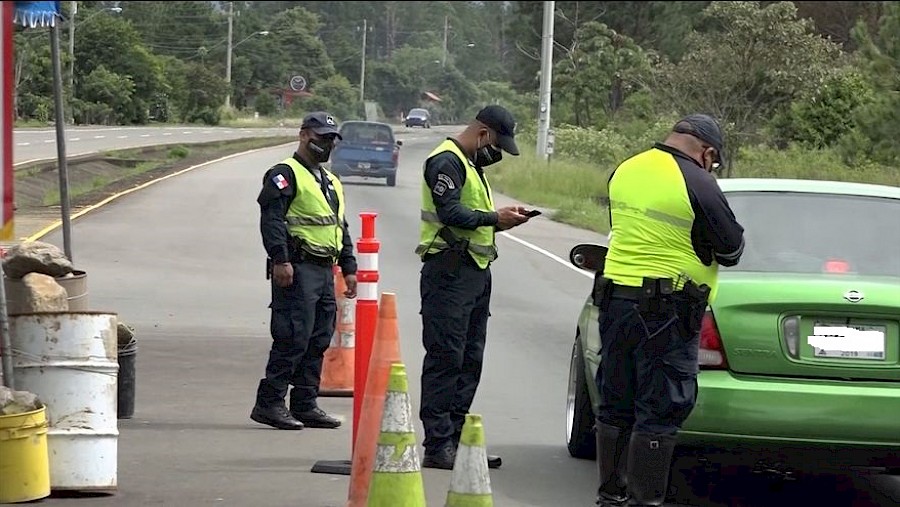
[[625, 432, 678, 506], [595, 420, 631, 506]]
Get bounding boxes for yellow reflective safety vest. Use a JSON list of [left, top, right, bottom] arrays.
[[416, 139, 497, 269], [282, 156, 346, 261], [603, 146, 720, 301]]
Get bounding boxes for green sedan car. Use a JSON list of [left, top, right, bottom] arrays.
[[566, 178, 900, 470]]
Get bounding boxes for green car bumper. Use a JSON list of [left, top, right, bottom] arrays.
[[679, 370, 900, 465]]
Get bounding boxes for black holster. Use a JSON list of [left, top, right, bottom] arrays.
[[592, 274, 613, 311], [437, 227, 470, 274], [679, 280, 711, 337]]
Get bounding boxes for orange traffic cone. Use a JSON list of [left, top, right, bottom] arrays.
[[320, 266, 355, 397], [347, 292, 403, 507]]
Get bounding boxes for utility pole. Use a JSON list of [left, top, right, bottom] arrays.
[[359, 18, 367, 103], [536, 1, 555, 160], [441, 14, 448, 68], [224, 1, 234, 109], [67, 1, 76, 123]]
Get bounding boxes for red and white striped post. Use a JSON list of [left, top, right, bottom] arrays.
[[352, 211, 379, 452]]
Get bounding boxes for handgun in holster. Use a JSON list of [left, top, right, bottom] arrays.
[[681, 279, 711, 336], [438, 226, 469, 274]]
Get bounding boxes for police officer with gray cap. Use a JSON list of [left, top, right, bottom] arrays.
[[251, 112, 358, 430], [591, 114, 745, 506]]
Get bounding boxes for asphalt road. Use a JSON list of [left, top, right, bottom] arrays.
[[29, 126, 900, 506], [12, 124, 299, 165]]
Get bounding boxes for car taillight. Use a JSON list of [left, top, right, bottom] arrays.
[[699, 312, 728, 369], [392, 148, 399, 165]]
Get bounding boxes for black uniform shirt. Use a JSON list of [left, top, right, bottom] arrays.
[[257, 152, 357, 275], [424, 138, 500, 230], [653, 142, 745, 266]]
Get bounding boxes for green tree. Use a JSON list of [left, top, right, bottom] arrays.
[[554, 21, 650, 128], [651, 1, 843, 169], [847, 2, 900, 165]]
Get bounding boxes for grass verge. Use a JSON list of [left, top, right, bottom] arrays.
[[20, 136, 295, 209], [490, 149, 612, 235]]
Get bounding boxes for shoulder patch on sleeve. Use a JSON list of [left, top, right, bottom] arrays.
[[436, 173, 455, 190], [433, 181, 448, 196], [272, 173, 289, 190]]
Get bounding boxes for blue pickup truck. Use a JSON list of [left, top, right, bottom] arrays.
[[329, 121, 402, 187]]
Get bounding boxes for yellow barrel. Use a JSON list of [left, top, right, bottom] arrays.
[[0, 406, 51, 504]]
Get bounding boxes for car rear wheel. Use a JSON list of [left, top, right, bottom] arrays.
[[386, 174, 396, 187], [567, 334, 597, 460]]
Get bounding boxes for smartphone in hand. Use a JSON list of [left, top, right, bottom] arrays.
[[524, 209, 542, 218]]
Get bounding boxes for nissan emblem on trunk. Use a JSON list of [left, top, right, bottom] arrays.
[[843, 290, 864, 303]]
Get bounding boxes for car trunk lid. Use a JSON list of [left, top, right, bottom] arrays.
[[712, 273, 900, 381]]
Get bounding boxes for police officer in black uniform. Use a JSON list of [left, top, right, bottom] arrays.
[[415, 105, 531, 470], [592, 114, 745, 506], [251, 112, 358, 430]]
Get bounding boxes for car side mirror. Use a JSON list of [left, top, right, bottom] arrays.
[[569, 243, 608, 273], [396, 140, 403, 147]]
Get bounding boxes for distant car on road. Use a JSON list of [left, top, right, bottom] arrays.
[[404, 108, 431, 129], [329, 121, 402, 187], [565, 178, 900, 476]]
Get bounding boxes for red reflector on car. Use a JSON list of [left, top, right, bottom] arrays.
[[824, 259, 850, 273]]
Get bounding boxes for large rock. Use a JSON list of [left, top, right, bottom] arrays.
[[3, 241, 73, 279], [20, 272, 69, 312], [0, 386, 43, 415]]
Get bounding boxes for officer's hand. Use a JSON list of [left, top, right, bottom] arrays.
[[343, 274, 358, 299], [273, 262, 294, 288], [496, 206, 529, 231]]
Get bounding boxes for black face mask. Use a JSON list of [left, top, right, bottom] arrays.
[[474, 135, 503, 168], [307, 137, 334, 164]]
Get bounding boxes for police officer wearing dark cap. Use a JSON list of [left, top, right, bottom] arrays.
[[415, 104, 533, 470], [591, 114, 745, 506], [251, 111, 358, 431]]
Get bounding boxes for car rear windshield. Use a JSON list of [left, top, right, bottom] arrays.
[[409, 109, 428, 117], [340, 123, 394, 144], [723, 191, 900, 277]]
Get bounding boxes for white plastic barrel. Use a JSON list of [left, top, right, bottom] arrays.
[[10, 311, 119, 492]]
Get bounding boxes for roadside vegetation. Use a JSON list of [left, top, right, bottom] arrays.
[[20, 137, 294, 209]]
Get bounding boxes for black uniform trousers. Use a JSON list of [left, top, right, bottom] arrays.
[[595, 294, 700, 435], [419, 251, 492, 454], [256, 259, 336, 412]]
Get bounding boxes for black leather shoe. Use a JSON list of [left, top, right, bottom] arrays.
[[487, 454, 502, 469], [250, 404, 305, 430], [291, 407, 342, 429], [423, 444, 456, 470]]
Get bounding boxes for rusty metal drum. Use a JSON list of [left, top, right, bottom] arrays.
[[9, 311, 119, 493]]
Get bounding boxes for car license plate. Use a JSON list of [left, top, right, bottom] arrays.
[[808, 323, 886, 360], [358, 162, 371, 169]]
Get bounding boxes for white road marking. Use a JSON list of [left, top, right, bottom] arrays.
[[94, 135, 105, 139], [163, 132, 172, 136], [44, 139, 54, 143], [16, 142, 29, 146], [69, 137, 80, 141], [140, 134, 150, 137], [117, 135, 128, 139], [498, 231, 592, 279]]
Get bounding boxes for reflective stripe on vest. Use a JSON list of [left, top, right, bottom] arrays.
[[282, 157, 346, 260], [602, 147, 720, 301], [416, 140, 497, 269]]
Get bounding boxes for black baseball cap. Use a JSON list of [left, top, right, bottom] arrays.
[[476, 105, 519, 156], [301, 112, 342, 139], [673, 114, 725, 165]]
